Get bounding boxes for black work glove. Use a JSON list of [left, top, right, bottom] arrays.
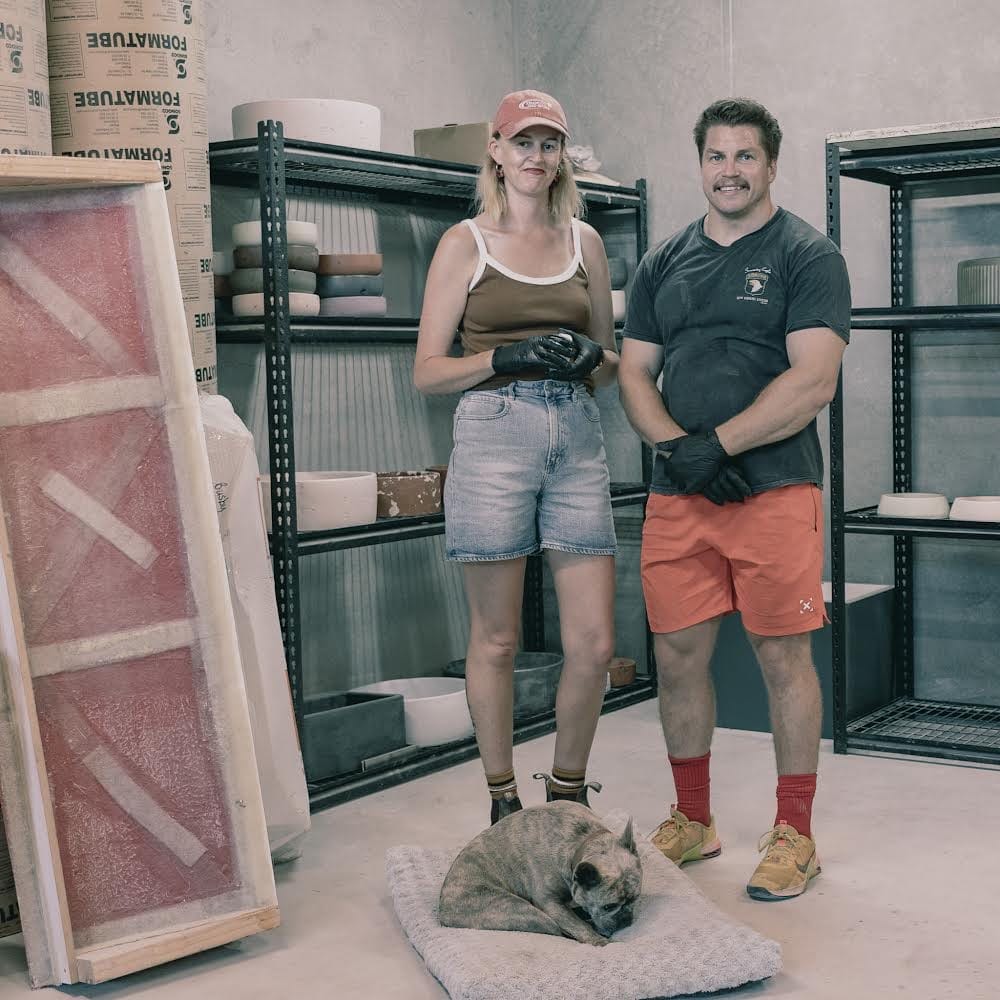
[[701, 464, 753, 506], [544, 329, 605, 381], [656, 429, 729, 493], [492, 333, 577, 376]]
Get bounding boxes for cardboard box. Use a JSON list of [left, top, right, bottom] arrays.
[[413, 121, 491, 166]]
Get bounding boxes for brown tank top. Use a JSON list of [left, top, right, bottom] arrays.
[[460, 217, 592, 390]]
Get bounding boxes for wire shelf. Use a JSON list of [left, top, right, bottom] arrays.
[[847, 698, 1000, 758], [837, 144, 1000, 184]]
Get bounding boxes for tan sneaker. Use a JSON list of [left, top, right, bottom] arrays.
[[746, 821, 821, 901], [649, 806, 722, 865]]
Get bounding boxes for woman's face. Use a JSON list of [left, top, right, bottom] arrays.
[[490, 125, 564, 195]]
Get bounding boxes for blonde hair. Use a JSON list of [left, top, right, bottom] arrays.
[[475, 138, 583, 225]]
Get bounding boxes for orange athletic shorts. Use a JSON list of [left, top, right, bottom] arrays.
[[640, 483, 827, 636]]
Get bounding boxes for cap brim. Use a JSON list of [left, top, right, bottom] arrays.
[[498, 116, 570, 140]]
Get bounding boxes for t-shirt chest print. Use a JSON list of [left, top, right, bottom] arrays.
[[737, 264, 772, 305]]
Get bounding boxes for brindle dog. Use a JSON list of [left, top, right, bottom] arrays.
[[439, 802, 642, 946]]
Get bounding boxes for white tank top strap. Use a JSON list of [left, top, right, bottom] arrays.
[[463, 218, 490, 291], [570, 217, 587, 276], [465, 217, 585, 289]]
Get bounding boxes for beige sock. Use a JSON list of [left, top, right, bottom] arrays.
[[549, 765, 586, 800], [486, 768, 518, 801]]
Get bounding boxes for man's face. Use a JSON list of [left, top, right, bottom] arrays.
[[700, 124, 777, 220]]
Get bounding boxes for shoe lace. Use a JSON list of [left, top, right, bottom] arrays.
[[651, 806, 687, 845], [758, 825, 800, 861]]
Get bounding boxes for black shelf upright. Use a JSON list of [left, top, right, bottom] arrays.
[[826, 119, 1000, 765], [209, 123, 654, 804]]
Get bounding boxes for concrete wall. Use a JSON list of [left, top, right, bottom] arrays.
[[205, 1, 516, 147]]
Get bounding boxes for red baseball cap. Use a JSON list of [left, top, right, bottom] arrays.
[[493, 90, 570, 140]]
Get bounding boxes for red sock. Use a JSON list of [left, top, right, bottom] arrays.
[[775, 773, 817, 838], [668, 752, 711, 827]]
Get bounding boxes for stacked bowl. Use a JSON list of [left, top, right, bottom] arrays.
[[317, 253, 387, 317], [229, 220, 322, 317]]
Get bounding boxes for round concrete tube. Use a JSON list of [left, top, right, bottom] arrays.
[[444, 652, 564, 720], [229, 268, 317, 295], [233, 243, 320, 272]]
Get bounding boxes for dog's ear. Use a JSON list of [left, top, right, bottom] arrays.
[[574, 861, 601, 889], [619, 817, 637, 855]]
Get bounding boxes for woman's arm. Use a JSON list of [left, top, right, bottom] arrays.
[[580, 221, 619, 388], [413, 224, 496, 395]]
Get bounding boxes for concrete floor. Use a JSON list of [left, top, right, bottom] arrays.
[[1, 699, 996, 999]]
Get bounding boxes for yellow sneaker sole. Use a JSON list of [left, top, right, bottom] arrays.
[[746, 858, 821, 901], [677, 838, 722, 865]]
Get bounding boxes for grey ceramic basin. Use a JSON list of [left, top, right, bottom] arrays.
[[444, 652, 564, 720]]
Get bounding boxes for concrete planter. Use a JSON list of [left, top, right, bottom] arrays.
[[301, 691, 406, 781]]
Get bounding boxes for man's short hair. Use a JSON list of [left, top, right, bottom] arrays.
[[693, 98, 782, 163]]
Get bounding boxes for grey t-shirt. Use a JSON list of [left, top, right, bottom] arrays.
[[624, 207, 851, 495]]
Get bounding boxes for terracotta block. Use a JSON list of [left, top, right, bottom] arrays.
[[376, 471, 442, 518], [608, 657, 637, 688]]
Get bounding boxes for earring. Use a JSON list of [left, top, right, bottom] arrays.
[[495, 162, 504, 179]]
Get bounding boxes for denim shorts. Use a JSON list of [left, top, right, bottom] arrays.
[[445, 380, 617, 562]]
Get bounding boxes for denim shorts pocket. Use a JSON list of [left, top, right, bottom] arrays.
[[579, 395, 602, 423], [456, 392, 510, 420]]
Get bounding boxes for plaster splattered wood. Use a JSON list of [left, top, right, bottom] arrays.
[[827, 116, 1000, 151], [0, 169, 278, 986], [0, 155, 159, 192]]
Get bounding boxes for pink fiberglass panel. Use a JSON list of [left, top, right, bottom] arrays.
[[33, 650, 239, 930], [0, 412, 194, 647], [0, 195, 240, 938], [0, 204, 155, 389]]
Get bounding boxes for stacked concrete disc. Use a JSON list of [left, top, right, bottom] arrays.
[[45, 0, 216, 391], [317, 252, 386, 317], [0, 0, 51, 155], [229, 219, 321, 317]]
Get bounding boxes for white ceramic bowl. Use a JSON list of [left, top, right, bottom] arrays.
[[232, 99, 382, 151], [611, 288, 626, 323], [232, 219, 319, 248], [232, 292, 320, 317], [259, 471, 377, 532], [948, 496, 1000, 522], [877, 492, 950, 519], [349, 678, 473, 747]]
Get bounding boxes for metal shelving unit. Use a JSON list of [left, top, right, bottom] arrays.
[[827, 118, 1000, 765], [208, 123, 653, 804]]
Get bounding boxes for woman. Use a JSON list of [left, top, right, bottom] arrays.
[[414, 89, 619, 825]]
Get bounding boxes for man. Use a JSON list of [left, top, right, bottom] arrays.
[[618, 98, 850, 901]]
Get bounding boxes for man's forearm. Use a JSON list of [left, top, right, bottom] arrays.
[[618, 372, 686, 446], [715, 366, 836, 456]]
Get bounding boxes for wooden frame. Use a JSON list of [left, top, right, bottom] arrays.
[[0, 156, 278, 986]]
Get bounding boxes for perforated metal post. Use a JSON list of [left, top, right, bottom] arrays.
[[258, 120, 304, 724], [890, 182, 914, 702], [826, 140, 849, 753], [633, 179, 656, 680]]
